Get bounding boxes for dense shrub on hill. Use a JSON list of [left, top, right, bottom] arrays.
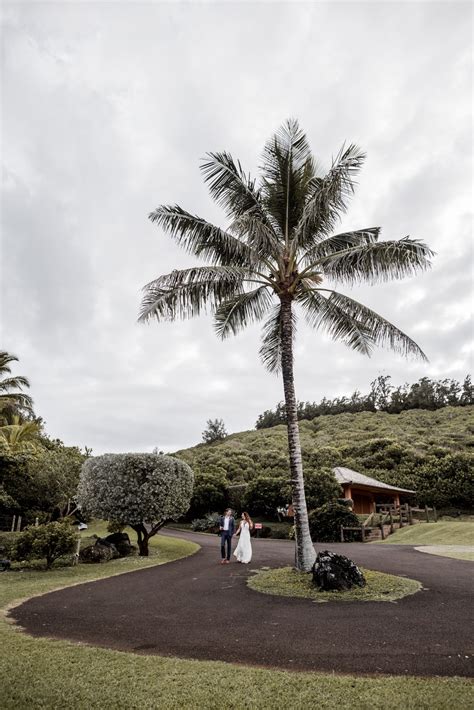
[[188, 472, 228, 518], [175, 406, 474, 512], [309, 503, 361, 543]]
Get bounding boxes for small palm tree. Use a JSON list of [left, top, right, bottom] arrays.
[[139, 120, 433, 571], [0, 351, 34, 424], [0, 415, 41, 454]]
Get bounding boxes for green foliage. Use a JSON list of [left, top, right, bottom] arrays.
[[13, 522, 77, 569], [0, 532, 21, 559], [309, 503, 361, 542], [176, 406, 474, 510], [191, 513, 220, 532], [413, 453, 474, 509], [202, 418, 227, 443], [255, 374, 473, 429], [244, 477, 290, 517], [78, 454, 194, 528], [0, 446, 85, 521], [303, 468, 341, 510], [189, 472, 228, 518]]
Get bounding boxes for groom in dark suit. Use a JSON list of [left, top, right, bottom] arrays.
[[219, 508, 235, 564]]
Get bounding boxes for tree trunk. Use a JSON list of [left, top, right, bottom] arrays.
[[280, 297, 316, 571], [132, 524, 150, 556]]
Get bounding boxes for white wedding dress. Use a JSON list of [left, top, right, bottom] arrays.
[[233, 522, 252, 564]]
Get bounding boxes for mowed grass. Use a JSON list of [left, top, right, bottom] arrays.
[[247, 566, 421, 603], [377, 521, 474, 546], [0, 524, 472, 709]]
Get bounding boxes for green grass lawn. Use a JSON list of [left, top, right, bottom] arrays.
[[376, 521, 474, 546], [248, 566, 421, 603], [0, 522, 472, 709]]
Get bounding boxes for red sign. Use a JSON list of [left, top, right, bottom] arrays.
[[254, 523, 263, 529]]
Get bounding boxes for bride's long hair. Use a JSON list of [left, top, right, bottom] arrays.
[[242, 511, 253, 529]]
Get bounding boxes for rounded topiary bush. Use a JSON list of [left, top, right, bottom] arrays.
[[309, 502, 361, 543], [78, 453, 194, 556]]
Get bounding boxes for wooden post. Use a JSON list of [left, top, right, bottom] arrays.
[[408, 506, 413, 525], [399, 509, 403, 528], [425, 505, 430, 523], [379, 523, 385, 540], [11, 515, 16, 532], [73, 535, 81, 566], [361, 525, 365, 542], [433, 507, 437, 522], [16, 515, 22, 532], [340, 525, 344, 543], [389, 510, 393, 534]]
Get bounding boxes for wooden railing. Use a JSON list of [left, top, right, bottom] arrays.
[[340, 503, 437, 542]]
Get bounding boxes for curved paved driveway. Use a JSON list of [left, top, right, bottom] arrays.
[[10, 531, 474, 677]]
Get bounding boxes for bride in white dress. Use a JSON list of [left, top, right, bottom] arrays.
[[233, 512, 253, 564]]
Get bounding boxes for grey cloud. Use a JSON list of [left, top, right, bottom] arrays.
[[1, 1, 472, 453]]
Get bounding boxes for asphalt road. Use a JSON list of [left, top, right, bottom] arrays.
[[10, 530, 474, 677]]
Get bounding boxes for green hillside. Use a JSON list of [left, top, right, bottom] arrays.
[[176, 406, 474, 509]]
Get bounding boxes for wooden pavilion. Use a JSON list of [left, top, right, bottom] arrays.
[[333, 466, 415, 514]]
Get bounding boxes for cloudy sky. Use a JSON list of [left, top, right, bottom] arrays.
[[1, 1, 472, 454]]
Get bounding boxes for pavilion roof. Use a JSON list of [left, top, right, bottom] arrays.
[[333, 467, 415, 494]]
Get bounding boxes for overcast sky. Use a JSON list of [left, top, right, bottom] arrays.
[[1, 1, 472, 454]]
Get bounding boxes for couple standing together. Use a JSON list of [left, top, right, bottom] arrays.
[[219, 509, 253, 564]]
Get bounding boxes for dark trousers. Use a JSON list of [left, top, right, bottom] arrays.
[[220, 532, 232, 560]]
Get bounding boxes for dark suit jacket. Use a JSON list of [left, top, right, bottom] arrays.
[[219, 515, 235, 536]]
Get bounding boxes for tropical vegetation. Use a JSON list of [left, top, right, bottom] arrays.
[[256, 374, 473, 428], [78, 453, 194, 555], [139, 119, 433, 569], [177, 405, 474, 514]]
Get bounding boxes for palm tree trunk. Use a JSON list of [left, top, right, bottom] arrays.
[[280, 297, 316, 571]]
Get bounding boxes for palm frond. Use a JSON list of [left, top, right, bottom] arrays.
[[0, 392, 34, 410], [300, 228, 380, 265], [138, 266, 247, 323], [0, 351, 19, 376], [293, 143, 366, 249], [311, 237, 434, 285], [297, 288, 374, 356], [148, 205, 258, 267], [228, 210, 283, 263], [214, 286, 274, 339], [200, 151, 271, 225], [259, 304, 297, 373], [299, 287, 427, 360], [260, 119, 316, 239], [0, 375, 31, 393]]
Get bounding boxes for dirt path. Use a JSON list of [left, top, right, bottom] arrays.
[[10, 531, 474, 677]]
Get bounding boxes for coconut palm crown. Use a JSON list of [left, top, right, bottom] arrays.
[[139, 119, 433, 570], [0, 351, 34, 425]]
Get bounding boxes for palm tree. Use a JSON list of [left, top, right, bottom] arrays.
[[139, 120, 433, 571], [0, 351, 34, 424], [0, 415, 41, 455]]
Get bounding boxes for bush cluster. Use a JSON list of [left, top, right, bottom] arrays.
[[13, 521, 78, 568], [309, 503, 361, 543]]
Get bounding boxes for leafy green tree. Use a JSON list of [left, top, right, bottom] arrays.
[[303, 468, 340, 511], [78, 453, 194, 556], [0, 351, 34, 424], [189, 472, 228, 517], [0, 416, 41, 455], [14, 521, 77, 569], [244, 476, 290, 517], [309, 502, 361, 543], [139, 120, 432, 569], [414, 453, 474, 509], [202, 418, 227, 443]]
